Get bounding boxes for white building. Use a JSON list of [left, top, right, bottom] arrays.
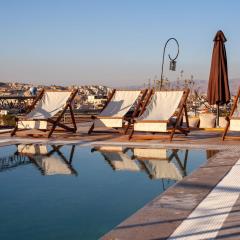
[[87, 95, 107, 109]]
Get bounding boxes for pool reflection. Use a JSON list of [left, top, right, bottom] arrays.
[[0, 144, 208, 240], [91, 146, 141, 172], [0, 144, 78, 175], [91, 146, 189, 184]]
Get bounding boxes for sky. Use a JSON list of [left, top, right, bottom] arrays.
[[0, 0, 240, 87]]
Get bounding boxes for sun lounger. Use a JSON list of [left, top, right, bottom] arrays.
[[11, 89, 78, 138], [222, 87, 240, 140], [88, 89, 148, 134], [17, 144, 77, 175], [128, 89, 190, 141], [92, 146, 141, 172]]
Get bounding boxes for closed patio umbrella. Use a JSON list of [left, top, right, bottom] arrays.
[[207, 30, 230, 127]]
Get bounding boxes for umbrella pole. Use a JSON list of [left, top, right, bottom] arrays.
[[216, 104, 220, 127]]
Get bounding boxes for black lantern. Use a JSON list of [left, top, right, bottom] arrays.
[[160, 38, 179, 90], [169, 59, 177, 71]]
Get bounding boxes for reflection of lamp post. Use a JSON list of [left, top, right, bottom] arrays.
[[160, 38, 179, 90]]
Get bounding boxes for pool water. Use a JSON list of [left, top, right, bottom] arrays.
[[0, 144, 210, 240]]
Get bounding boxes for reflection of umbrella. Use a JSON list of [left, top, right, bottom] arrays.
[[206, 150, 219, 159], [207, 30, 230, 126]]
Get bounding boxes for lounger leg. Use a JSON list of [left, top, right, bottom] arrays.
[[184, 106, 190, 131], [69, 105, 77, 132], [48, 125, 56, 138], [169, 127, 176, 141], [88, 123, 94, 135], [124, 122, 131, 135], [11, 125, 18, 136], [177, 126, 188, 135], [117, 128, 125, 134], [222, 120, 230, 141], [128, 128, 134, 140], [11, 119, 18, 136], [47, 121, 75, 137]]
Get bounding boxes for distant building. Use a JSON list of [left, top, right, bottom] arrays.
[[0, 110, 8, 115], [87, 95, 107, 109]]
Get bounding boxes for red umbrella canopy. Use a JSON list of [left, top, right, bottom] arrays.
[[207, 30, 230, 105]]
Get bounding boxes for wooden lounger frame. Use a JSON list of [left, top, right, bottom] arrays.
[[128, 89, 190, 141], [11, 89, 78, 138], [222, 87, 240, 140], [88, 89, 148, 134]]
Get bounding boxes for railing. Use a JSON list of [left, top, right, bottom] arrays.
[[0, 96, 102, 127], [0, 96, 35, 112], [0, 154, 31, 172]]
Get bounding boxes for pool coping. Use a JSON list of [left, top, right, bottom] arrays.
[[101, 149, 240, 240], [1, 137, 240, 151]]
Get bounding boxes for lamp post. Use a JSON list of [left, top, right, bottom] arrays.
[[160, 38, 179, 90]]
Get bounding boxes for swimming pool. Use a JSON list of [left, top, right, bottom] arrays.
[[0, 144, 210, 240]]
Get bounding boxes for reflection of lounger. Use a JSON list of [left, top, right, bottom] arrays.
[[143, 160, 183, 180], [17, 144, 77, 176], [129, 89, 190, 141], [92, 146, 140, 172], [18, 144, 48, 155], [133, 148, 187, 180], [88, 89, 147, 134], [133, 148, 168, 160], [34, 156, 73, 175]]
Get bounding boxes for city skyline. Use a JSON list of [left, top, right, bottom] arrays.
[[0, 0, 240, 87]]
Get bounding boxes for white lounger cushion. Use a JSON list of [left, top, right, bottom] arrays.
[[18, 120, 48, 130], [138, 91, 183, 121], [232, 100, 240, 118], [144, 160, 183, 180], [134, 122, 167, 132], [94, 90, 141, 128], [27, 91, 72, 119], [100, 91, 141, 117], [135, 91, 183, 132], [230, 102, 240, 131], [229, 119, 240, 131], [94, 118, 123, 128]]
